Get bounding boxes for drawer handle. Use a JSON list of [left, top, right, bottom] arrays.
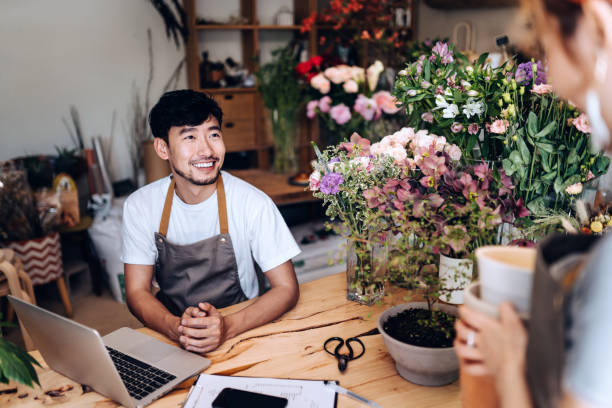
[[224, 95, 234, 100], [225, 122, 234, 128]]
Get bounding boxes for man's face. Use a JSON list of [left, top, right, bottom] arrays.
[[166, 116, 225, 186]]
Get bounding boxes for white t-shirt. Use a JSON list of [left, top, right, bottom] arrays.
[[121, 171, 301, 299]]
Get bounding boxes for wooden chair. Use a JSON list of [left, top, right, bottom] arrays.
[[0, 248, 37, 350]]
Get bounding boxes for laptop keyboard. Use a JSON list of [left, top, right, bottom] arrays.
[[106, 346, 176, 400]]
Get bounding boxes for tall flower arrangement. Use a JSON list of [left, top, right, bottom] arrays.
[[300, 58, 402, 145], [393, 43, 610, 215]]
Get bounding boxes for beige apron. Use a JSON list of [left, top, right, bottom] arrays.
[[526, 233, 600, 408], [154, 174, 248, 316]]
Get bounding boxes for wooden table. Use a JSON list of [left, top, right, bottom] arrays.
[[228, 169, 318, 206], [0, 273, 460, 407]]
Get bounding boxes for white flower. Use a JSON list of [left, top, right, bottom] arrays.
[[446, 144, 462, 161], [366, 60, 384, 91], [442, 104, 459, 119], [434, 136, 447, 152], [444, 87, 453, 96], [435, 94, 449, 108], [398, 69, 408, 76], [413, 130, 436, 150], [467, 90, 479, 97], [462, 98, 484, 118], [466, 66, 474, 75], [349, 157, 370, 170], [461, 80, 471, 89]]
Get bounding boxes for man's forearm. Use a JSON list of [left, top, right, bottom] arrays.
[[224, 284, 299, 340], [127, 289, 181, 341]]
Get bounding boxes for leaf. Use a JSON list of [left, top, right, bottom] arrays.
[[563, 174, 581, 188], [0, 338, 40, 387], [527, 112, 538, 137], [477, 52, 489, 67], [502, 158, 515, 176], [567, 148, 578, 164], [509, 150, 523, 166], [527, 197, 548, 216], [541, 171, 557, 183], [533, 121, 557, 139], [535, 142, 554, 153], [424, 59, 431, 83], [595, 155, 611, 174], [466, 134, 478, 152], [517, 135, 531, 163]]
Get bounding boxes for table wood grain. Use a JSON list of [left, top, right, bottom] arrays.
[[0, 273, 461, 407]]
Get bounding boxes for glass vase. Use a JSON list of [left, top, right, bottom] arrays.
[[346, 237, 388, 305], [270, 109, 298, 174]]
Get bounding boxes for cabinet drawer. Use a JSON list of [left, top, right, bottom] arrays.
[[222, 118, 257, 151], [216, 93, 255, 120]]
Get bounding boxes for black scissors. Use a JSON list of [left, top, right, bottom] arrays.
[[324, 336, 365, 372]]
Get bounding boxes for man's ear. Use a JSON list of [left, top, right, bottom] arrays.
[[154, 138, 170, 160]]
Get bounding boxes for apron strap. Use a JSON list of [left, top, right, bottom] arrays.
[[158, 174, 229, 236], [216, 174, 229, 235], [159, 177, 175, 237]]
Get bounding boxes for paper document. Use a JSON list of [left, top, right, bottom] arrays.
[[183, 374, 337, 408]]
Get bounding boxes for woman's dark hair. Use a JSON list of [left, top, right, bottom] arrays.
[[149, 90, 223, 143], [542, 0, 583, 38]]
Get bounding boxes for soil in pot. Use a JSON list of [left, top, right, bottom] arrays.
[[383, 308, 456, 348]]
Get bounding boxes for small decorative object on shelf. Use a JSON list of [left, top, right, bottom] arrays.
[[275, 6, 294, 26]]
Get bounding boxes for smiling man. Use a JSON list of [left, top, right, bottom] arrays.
[[121, 90, 301, 354]]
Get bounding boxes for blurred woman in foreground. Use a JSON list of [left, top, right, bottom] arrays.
[[455, 1, 612, 407]]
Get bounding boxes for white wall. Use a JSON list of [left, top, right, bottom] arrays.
[[0, 0, 186, 182], [418, 3, 520, 54]]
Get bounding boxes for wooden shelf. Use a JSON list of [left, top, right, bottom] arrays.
[[228, 169, 318, 206], [199, 87, 257, 94], [195, 24, 256, 30], [257, 25, 302, 30]]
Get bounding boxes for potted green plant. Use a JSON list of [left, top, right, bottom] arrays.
[[0, 315, 40, 387], [256, 45, 303, 174]]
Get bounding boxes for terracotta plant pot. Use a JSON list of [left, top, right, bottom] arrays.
[[377, 302, 459, 386]]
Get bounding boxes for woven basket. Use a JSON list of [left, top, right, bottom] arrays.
[[8, 232, 63, 285]]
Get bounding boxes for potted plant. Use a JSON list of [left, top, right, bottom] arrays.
[[362, 127, 525, 385], [256, 45, 303, 174], [309, 133, 403, 304], [0, 315, 40, 388]]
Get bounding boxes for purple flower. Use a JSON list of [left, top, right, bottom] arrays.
[[515, 61, 546, 86], [432, 41, 454, 64], [421, 112, 434, 123], [319, 96, 332, 113], [468, 123, 479, 135], [320, 172, 344, 195], [329, 104, 352, 125], [451, 122, 463, 133], [353, 94, 380, 121]]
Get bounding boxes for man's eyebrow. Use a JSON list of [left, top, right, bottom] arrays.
[[179, 127, 197, 135], [207, 125, 221, 132]]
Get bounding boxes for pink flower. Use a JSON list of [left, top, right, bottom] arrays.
[[432, 41, 454, 64], [324, 65, 353, 84], [446, 144, 462, 161], [310, 73, 330, 94], [353, 94, 380, 121], [573, 113, 592, 134], [339, 133, 371, 155], [565, 182, 583, 195], [330, 104, 352, 125], [587, 171, 595, 181], [451, 122, 463, 133], [372, 91, 401, 114], [489, 119, 509, 134], [343, 79, 359, 93], [434, 135, 447, 152], [309, 171, 321, 191], [468, 123, 479, 135], [319, 96, 332, 113], [387, 147, 407, 164], [531, 84, 553, 95], [421, 112, 434, 123], [306, 100, 318, 119]]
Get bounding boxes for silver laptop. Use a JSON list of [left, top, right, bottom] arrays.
[[8, 295, 210, 408]]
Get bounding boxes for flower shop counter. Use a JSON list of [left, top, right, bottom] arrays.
[[4, 273, 460, 407]]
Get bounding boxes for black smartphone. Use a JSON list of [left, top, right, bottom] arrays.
[[211, 387, 288, 408]]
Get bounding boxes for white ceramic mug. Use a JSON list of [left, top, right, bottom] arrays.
[[475, 246, 537, 315]]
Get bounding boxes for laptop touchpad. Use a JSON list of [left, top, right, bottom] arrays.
[[124, 338, 176, 363]]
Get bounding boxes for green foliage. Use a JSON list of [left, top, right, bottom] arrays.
[[256, 46, 302, 116], [0, 317, 40, 387]]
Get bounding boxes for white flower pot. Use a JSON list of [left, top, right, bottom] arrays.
[[438, 254, 473, 304]]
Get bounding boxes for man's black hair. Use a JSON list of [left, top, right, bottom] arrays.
[[149, 89, 223, 144]]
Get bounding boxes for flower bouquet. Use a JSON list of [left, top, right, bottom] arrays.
[[363, 128, 526, 304], [309, 133, 403, 304], [299, 57, 402, 145]]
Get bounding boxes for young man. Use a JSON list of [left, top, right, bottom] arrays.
[[121, 90, 301, 354]]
